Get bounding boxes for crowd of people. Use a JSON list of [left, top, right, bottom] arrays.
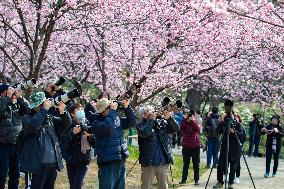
[[0, 79, 283, 189]]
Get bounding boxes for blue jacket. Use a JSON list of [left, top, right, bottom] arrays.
[[137, 117, 179, 166], [172, 111, 183, 125], [20, 109, 72, 174], [91, 107, 136, 164]]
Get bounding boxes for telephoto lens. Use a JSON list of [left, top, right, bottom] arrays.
[[54, 77, 65, 86], [51, 89, 80, 107], [13, 79, 37, 91]]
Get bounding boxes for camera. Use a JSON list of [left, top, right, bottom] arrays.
[[51, 88, 80, 107], [80, 123, 92, 133], [12, 79, 36, 91], [51, 77, 65, 91], [115, 82, 141, 109]]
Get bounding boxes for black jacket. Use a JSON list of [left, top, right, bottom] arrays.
[[0, 96, 29, 144], [216, 116, 243, 161], [20, 109, 71, 174], [136, 117, 179, 166], [262, 124, 283, 152], [62, 119, 95, 163], [249, 119, 263, 139]]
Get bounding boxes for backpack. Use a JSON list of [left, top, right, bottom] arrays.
[[209, 117, 220, 138]]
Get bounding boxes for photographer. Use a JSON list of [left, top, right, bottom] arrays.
[[172, 103, 183, 149], [44, 79, 65, 99], [213, 100, 243, 189], [136, 105, 179, 189], [248, 114, 263, 157], [92, 98, 136, 189], [20, 92, 71, 189], [261, 115, 283, 178], [63, 103, 95, 189], [0, 84, 29, 189], [179, 111, 201, 185]]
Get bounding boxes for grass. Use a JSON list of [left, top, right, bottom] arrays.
[[17, 146, 206, 188]]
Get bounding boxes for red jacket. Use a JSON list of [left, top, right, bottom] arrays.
[[180, 118, 201, 148]]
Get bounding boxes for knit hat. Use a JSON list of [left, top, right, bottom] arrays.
[[96, 98, 111, 113], [30, 92, 46, 109], [224, 99, 234, 107], [0, 83, 9, 93]]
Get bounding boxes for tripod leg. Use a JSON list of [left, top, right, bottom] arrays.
[[241, 150, 257, 189], [169, 164, 175, 188], [205, 165, 214, 189], [126, 158, 139, 177]]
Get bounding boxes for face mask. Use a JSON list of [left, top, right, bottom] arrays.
[[76, 110, 86, 123]]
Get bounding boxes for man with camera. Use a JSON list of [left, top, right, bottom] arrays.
[[136, 105, 179, 189], [20, 92, 71, 189], [92, 97, 136, 189], [213, 100, 243, 189], [0, 83, 29, 189], [248, 113, 263, 157]]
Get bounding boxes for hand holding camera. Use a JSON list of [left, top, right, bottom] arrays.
[[58, 101, 66, 114], [73, 125, 81, 134], [110, 102, 118, 111], [43, 99, 52, 110], [14, 88, 22, 98], [121, 99, 130, 109], [6, 87, 15, 98], [163, 110, 171, 120], [261, 128, 267, 133]]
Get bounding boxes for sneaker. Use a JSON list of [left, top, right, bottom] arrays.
[[228, 183, 234, 189], [264, 173, 269, 178], [272, 173, 276, 177], [179, 180, 186, 184], [234, 177, 240, 184], [213, 182, 223, 188], [194, 181, 199, 185]]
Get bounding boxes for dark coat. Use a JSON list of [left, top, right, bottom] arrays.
[[20, 109, 72, 175], [84, 103, 97, 124], [0, 96, 29, 144], [249, 119, 263, 139], [216, 116, 243, 161], [62, 119, 95, 163], [262, 124, 283, 152], [136, 117, 179, 166], [92, 107, 136, 164]]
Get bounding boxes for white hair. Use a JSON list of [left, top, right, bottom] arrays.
[[139, 105, 155, 115]]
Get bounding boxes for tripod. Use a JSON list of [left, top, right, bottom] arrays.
[[205, 118, 256, 189]]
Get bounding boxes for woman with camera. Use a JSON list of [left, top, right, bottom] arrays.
[[63, 103, 95, 189], [180, 111, 201, 185], [261, 115, 283, 178]]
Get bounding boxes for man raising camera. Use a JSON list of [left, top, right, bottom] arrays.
[[20, 92, 72, 189], [92, 97, 136, 189], [136, 105, 179, 189], [213, 100, 243, 189], [0, 84, 29, 189]]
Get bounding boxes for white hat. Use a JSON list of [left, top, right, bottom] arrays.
[[96, 98, 111, 113]]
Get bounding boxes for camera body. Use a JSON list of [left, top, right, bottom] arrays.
[[51, 77, 65, 91], [80, 123, 92, 133]]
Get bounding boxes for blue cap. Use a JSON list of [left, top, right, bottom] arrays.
[[0, 83, 9, 93]]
